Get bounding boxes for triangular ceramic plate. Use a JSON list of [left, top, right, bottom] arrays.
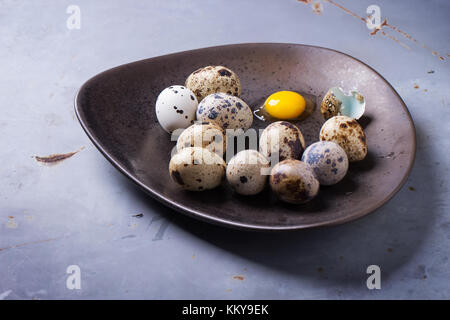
[[75, 43, 416, 231]]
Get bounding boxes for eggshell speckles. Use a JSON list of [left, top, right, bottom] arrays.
[[320, 116, 367, 162], [270, 159, 319, 204], [226, 150, 269, 195], [169, 147, 226, 191], [259, 121, 306, 162], [156, 85, 198, 133], [185, 66, 241, 102], [176, 122, 225, 156], [301, 141, 349, 185], [196, 93, 253, 130]]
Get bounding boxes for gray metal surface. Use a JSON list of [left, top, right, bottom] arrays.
[[0, 0, 449, 299]]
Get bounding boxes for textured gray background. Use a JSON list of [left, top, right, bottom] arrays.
[[0, 0, 449, 299]]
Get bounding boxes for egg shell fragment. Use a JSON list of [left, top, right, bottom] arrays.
[[320, 87, 365, 120], [270, 159, 320, 204], [259, 121, 306, 162], [169, 147, 226, 191], [156, 85, 198, 133], [185, 66, 241, 102], [226, 150, 270, 195], [301, 141, 349, 185], [176, 122, 225, 156], [320, 115, 367, 162], [196, 93, 253, 130]]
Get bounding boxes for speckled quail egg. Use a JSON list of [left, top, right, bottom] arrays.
[[156, 85, 198, 133], [185, 66, 241, 102], [321, 87, 365, 120], [226, 150, 270, 195], [176, 122, 225, 156], [320, 115, 367, 162], [169, 147, 226, 191], [196, 93, 253, 130], [269, 159, 319, 204], [301, 141, 349, 185], [259, 121, 306, 162]]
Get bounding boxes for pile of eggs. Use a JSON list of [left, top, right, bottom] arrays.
[[156, 65, 368, 204]]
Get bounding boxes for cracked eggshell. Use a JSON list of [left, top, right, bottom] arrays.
[[196, 93, 253, 130], [259, 121, 306, 161], [156, 85, 198, 133], [320, 115, 367, 162], [301, 141, 349, 185], [176, 121, 225, 156], [321, 87, 365, 120], [169, 147, 226, 191], [226, 150, 269, 195], [269, 159, 319, 204], [185, 66, 241, 102]]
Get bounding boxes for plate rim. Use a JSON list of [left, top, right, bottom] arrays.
[[74, 42, 417, 231]]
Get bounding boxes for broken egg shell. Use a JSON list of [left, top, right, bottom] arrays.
[[320, 87, 365, 120]]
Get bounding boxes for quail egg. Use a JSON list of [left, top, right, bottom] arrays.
[[169, 147, 226, 191], [301, 141, 349, 185], [176, 122, 225, 156], [259, 121, 306, 162], [321, 87, 365, 120], [226, 150, 270, 195], [185, 66, 241, 102], [270, 159, 319, 204], [156, 85, 198, 133], [320, 115, 367, 162], [196, 93, 253, 130]]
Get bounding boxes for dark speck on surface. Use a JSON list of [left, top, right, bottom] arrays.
[[218, 68, 232, 77], [35, 148, 83, 165], [171, 170, 184, 185], [240, 176, 248, 183], [208, 110, 219, 119]]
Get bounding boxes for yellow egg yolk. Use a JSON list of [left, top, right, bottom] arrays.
[[264, 91, 306, 120]]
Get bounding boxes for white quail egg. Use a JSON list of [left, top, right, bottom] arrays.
[[156, 85, 198, 133]]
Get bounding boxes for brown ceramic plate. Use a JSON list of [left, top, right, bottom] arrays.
[[75, 43, 416, 231]]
